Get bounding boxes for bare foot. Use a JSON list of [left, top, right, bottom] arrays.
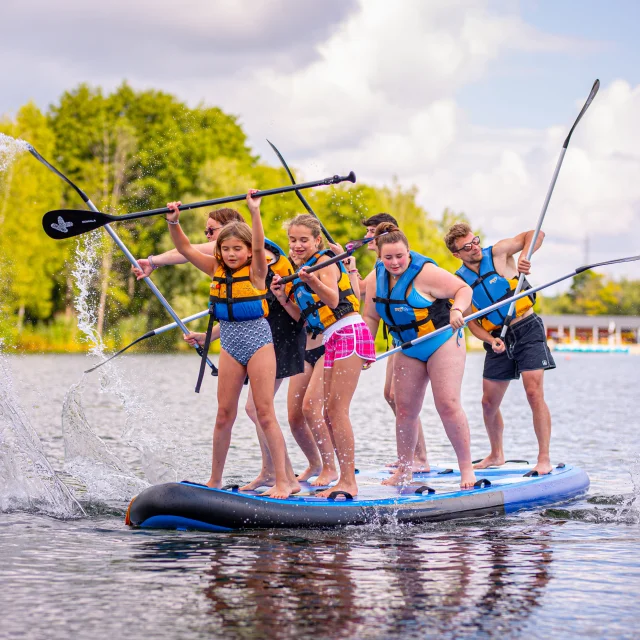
[[382, 468, 413, 486], [264, 478, 300, 497], [240, 474, 275, 491], [309, 468, 339, 486], [263, 482, 291, 500], [206, 479, 222, 489], [316, 481, 358, 498], [460, 466, 476, 490], [473, 454, 505, 470], [296, 465, 323, 482], [532, 459, 553, 475]]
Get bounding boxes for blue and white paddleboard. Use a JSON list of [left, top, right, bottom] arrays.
[[125, 463, 589, 532]]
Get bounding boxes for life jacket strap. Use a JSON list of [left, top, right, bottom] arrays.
[[195, 305, 217, 393]]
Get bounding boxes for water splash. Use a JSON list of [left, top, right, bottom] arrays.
[[0, 346, 83, 517], [61, 226, 178, 498], [0, 133, 29, 173], [62, 380, 148, 501]]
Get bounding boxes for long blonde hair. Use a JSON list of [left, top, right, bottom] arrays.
[[214, 222, 253, 266]]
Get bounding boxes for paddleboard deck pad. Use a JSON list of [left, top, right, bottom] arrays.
[[125, 463, 589, 532]]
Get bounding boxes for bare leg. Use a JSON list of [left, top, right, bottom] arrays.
[[473, 378, 510, 469], [522, 370, 552, 475], [246, 345, 297, 499], [302, 356, 338, 486], [207, 349, 249, 488], [385, 353, 430, 471], [287, 365, 323, 481], [316, 353, 363, 498], [427, 335, 475, 489], [241, 378, 296, 491], [382, 353, 428, 486]]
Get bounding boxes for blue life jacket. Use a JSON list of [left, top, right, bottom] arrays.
[[455, 246, 535, 332], [290, 249, 359, 337], [374, 251, 451, 344]]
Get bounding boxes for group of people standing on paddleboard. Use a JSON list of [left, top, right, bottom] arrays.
[[132, 192, 554, 499]]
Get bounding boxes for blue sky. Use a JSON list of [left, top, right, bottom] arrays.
[[459, 1, 640, 127]]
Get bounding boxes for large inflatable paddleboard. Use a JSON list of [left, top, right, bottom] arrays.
[[125, 463, 588, 532]]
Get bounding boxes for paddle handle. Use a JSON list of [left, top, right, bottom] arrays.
[[118, 172, 356, 222]]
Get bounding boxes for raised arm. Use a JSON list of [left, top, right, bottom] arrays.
[[165, 201, 217, 277], [132, 243, 215, 280], [246, 189, 268, 288], [493, 230, 545, 274]]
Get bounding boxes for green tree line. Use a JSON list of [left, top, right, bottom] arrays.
[[0, 83, 468, 353], [538, 271, 640, 316]]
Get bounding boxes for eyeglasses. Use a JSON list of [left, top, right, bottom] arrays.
[[454, 236, 480, 253], [204, 227, 222, 237]]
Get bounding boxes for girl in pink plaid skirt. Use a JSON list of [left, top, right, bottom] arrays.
[[271, 215, 375, 498]]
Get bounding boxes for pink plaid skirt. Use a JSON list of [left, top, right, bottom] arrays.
[[324, 321, 376, 369]]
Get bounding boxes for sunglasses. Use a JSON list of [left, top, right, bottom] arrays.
[[454, 236, 480, 252], [204, 227, 222, 237]]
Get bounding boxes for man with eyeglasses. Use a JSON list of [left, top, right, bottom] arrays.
[[444, 222, 555, 476]]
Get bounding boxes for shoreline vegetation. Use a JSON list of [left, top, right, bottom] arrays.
[[1, 83, 638, 355]]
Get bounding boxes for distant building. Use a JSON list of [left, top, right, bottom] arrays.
[[538, 314, 640, 346]]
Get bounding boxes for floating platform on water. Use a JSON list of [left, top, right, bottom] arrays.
[[125, 463, 589, 532]]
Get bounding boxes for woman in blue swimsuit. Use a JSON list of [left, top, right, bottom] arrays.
[[362, 223, 476, 490]]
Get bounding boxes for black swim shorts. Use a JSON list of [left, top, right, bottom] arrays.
[[483, 313, 555, 381]]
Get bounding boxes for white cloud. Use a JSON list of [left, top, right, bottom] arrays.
[[1, 0, 636, 289]]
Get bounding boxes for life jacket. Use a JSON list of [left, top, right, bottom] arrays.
[[209, 263, 268, 322], [290, 249, 360, 337], [374, 251, 451, 344], [455, 246, 535, 332], [264, 238, 295, 306]]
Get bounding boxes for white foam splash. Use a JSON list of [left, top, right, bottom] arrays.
[[0, 346, 83, 517], [61, 228, 178, 500], [0, 133, 29, 173]]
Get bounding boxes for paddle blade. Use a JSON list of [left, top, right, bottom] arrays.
[[42, 209, 113, 239]]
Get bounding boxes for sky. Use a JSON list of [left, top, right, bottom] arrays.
[[2, 0, 640, 290]]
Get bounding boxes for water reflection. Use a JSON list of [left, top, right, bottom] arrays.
[[132, 522, 553, 639]]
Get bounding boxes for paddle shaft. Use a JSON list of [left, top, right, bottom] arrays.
[[105, 172, 355, 222], [500, 80, 599, 338], [267, 139, 336, 243], [376, 254, 639, 361]]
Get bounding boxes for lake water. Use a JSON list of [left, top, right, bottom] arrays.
[[1, 352, 639, 640]]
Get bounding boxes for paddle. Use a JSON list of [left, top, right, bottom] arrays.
[[267, 139, 336, 243], [376, 253, 639, 361], [278, 235, 380, 285], [42, 171, 357, 240], [500, 79, 600, 338], [28, 144, 218, 376], [84, 309, 210, 373]]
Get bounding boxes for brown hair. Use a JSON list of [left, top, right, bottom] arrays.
[[208, 208, 245, 225], [214, 221, 253, 265], [444, 222, 473, 253], [374, 222, 408, 252], [285, 214, 325, 250], [362, 212, 398, 228]]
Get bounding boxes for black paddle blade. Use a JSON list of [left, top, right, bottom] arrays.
[[563, 79, 600, 148], [42, 209, 115, 239]]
